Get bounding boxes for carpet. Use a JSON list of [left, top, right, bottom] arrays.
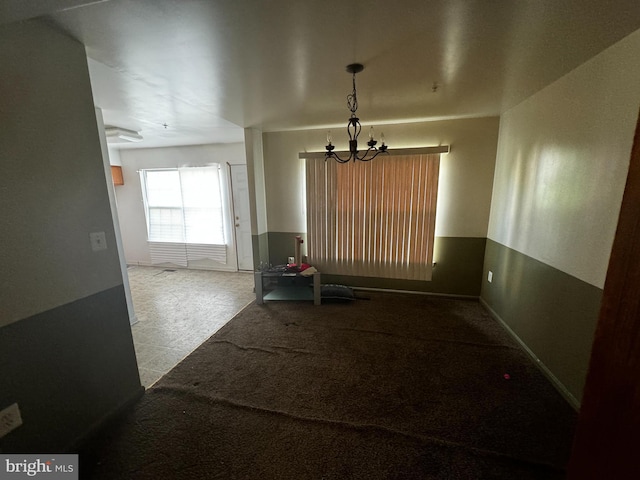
[[80, 292, 577, 479]]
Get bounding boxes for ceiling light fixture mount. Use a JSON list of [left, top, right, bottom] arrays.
[[325, 63, 388, 163], [105, 126, 143, 143]]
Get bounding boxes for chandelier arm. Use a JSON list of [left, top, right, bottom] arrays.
[[325, 151, 352, 163], [356, 149, 389, 162]]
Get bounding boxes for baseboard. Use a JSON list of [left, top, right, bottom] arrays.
[[352, 286, 479, 300], [66, 385, 145, 453], [126, 261, 154, 267], [479, 298, 580, 411], [126, 262, 239, 273]]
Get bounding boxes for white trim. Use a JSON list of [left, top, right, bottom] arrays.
[[96, 108, 138, 326]]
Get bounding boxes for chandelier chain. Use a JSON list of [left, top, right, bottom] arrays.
[[347, 73, 358, 116]]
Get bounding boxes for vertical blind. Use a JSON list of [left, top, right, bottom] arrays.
[[305, 154, 440, 281]]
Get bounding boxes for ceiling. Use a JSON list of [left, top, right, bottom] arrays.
[[3, 0, 640, 149]]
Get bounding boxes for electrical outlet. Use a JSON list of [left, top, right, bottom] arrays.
[[89, 231, 107, 251], [488, 271, 493, 283], [0, 403, 23, 438]]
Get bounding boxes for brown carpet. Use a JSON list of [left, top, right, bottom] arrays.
[[80, 292, 577, 479]]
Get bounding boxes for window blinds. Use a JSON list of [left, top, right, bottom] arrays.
[[305, 154, 440, 281], [141, 166, 227, 266]]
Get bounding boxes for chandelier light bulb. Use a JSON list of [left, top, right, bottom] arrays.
[[369, 126, 375, 141], [380, 132, 385, 145], [327, 130, 332, 144]]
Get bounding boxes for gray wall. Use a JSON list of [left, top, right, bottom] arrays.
[[482, 29, 640, 405], [481, 240, 603, 404], [0, 20, 141, 452], [267, 234, 486, 297]]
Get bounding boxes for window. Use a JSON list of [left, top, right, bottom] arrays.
[[140, 166, 227, 266], [305, 154, 440, 281]]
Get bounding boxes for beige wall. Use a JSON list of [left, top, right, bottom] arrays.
[[482, 28, 640, 404], [488, 29, 640, 289], [244, 128, 268, 235], [0, 21, 123, 327], [262, 116, 500, 237]]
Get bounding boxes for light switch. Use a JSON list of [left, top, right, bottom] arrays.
[[488, 271, 493, 283], [90, 231, 107, 251]]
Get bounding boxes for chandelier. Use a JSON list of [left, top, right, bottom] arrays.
[[325, 63, 388, 163]]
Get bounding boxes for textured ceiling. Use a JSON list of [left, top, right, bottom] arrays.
[[3, 0, 640, 148]]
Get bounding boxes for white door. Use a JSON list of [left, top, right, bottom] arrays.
[[230, 164, 254, 271]]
